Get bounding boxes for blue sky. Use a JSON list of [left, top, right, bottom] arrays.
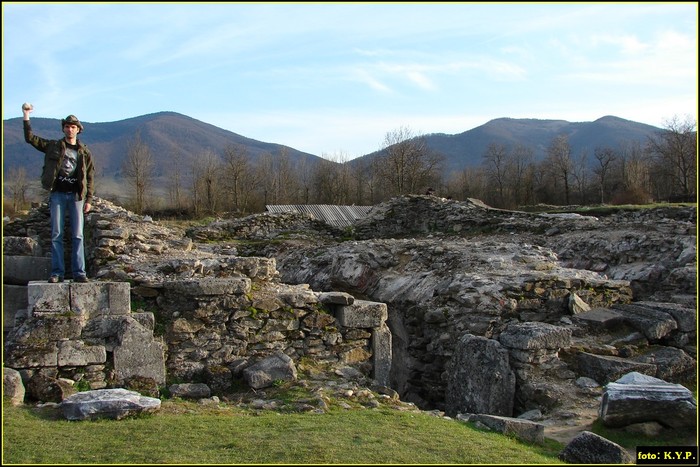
[[3, 2, 697, 159]]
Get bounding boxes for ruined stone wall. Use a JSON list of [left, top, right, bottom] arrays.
[[3, 199, 392, 396], [4, 197, 694, 414], [140, 277, 390, 386], [382, 277, 634, 410]]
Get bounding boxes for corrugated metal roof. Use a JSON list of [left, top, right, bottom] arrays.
[[266, 205, 373, 228]]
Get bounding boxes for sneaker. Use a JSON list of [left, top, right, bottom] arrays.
[[74, 275, 89, 283], [48, 275, 63, 283]]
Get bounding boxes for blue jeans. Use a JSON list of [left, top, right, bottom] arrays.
[[49, 191, 86, 278]]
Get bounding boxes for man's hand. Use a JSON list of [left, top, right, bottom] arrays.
[[22, 102, 33, 120], [84, 202, 92, 214]]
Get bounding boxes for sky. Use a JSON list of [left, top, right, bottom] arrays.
[[2, 2, 697, 159]]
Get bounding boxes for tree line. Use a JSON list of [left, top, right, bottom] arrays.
[[4, 117, 696, 218]]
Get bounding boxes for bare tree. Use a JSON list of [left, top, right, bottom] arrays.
[[533, 158, 556, 205], [312, 152, 354, 204], [222, 144, 254, 214], [253, 149, 303, 205], [295, 155, 315, 205], [593, 146, 618, 204], [446, 166, 488, 202], [482, 143, 511, 208], [376, 126, 443, 197], [276, 148, 303, 204], [194, 150, 222, 214], [571, 149, 590, 204], [616, 141, 653, 204], [351, 157, 379, 205], [165, 148, 186, 212], [546, 135, 573, 205], [647, 115, 697, 201], [510, 144, 535, 207], [122, 131, 155, 214], [6, 166, 30, 212]]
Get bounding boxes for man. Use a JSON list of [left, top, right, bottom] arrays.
[[23, 104, 95, 283]]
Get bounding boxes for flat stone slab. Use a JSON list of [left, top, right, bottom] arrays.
[[60, 388, 161, 420]]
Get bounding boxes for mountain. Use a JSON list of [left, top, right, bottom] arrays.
[[3, 112, 663, 188], [2, 111, 321, 181], [355, 116, 663, 175]]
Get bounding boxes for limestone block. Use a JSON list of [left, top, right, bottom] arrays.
[[3, 367, 25, 405], [499, 321, 572, 350], [27, 281, 70, 313], [113, 317, 166, 385], [3, 284, 28, 332], [70, 281, 131, 318], [3, 255, 50, 284], [372, 322, 392, 387], [336, 300, 387, 328], [163, 277, 251, 296], [57, 340, 107, 366], [225, 257, 278, 280], [61, 388, 161, 420], [467, 414, 545, 445], [169, 383, 211, 399], [243, 351, 297, 389], [445, 334, 515, 417], [4, 342, 59, 367], [576, 351, 657, 385], [27, 373, 76, 402], [600, 372, 697, 428], [12, 314, 85, 342], [131, 312, 155, 331], [318, 291, 355, 306]]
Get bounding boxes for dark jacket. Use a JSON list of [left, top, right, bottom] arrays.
[[24, 120, 95, 203]]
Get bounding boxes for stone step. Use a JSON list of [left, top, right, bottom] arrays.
[[28, 280, 131, 317]]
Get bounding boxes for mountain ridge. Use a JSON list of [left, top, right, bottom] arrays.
[[3, 111, 663, 183], [3, 111, 320, 180]]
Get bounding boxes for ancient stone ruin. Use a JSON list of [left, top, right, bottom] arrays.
[[2, 195, 697, 451]]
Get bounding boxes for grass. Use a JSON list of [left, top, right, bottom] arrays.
[[590, 419, 697, 450], [4, 360, 695, 465], [3, 399, 564, 465], [519, 202, 696, 215]]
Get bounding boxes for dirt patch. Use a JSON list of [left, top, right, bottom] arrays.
[[544, 406, 599, 446]]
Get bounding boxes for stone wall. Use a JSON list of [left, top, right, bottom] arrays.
[[3, 273, 392, 397], [4, 280, 165, 391], [2, 200, 393, 396], [141, 277, 391, 386], [4, 197, 694, 417]]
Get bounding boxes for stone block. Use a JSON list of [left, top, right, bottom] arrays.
[[71, 281, 131, 318], [318, 291, 355, 306], [113, 317, 166, 385], [3, 367, 26, 405], [3, 236, 42, 256], [336, 300, 387, 328], [57, 340, 107, 366], [372, 322, 392, 386], [468, 414, 545, 445], [4, 342, 59, 368], [163, 277, 251, 296], [3, 284, 28, 333], [28, 281, 131, 318], [28, 281, 71, 313], [3, 255, 50, 284], [16, 313, 86, 341]]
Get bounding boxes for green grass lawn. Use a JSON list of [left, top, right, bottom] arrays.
[[3, 399, 564, 465]]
